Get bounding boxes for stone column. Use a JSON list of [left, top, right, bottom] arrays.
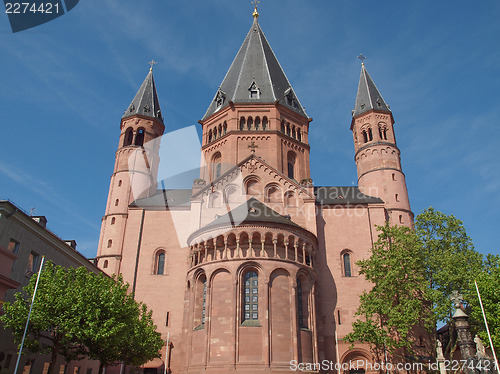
[[453, 308, 476, 360]]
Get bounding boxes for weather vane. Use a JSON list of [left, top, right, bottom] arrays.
[[357, 54, 366, 65], [149, 59, 157, 71]]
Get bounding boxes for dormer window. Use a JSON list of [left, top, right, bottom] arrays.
[[215, 90, 226, 110], [249, 81, 261, 99], [285, 87, 298, 108]]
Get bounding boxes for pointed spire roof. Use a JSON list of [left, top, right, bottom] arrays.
[[353, 64, 390, 118], [202, 16, 307, 120], [123, 69, 163, 123]]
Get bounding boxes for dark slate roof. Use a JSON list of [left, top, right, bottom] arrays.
[[314, 186, 383, 205], [202, 17, 307, 120], [353, 64, 390, 118], [130, 189, 191, 208], [123, 69, 163, 123], [204, 198, 300, 229]]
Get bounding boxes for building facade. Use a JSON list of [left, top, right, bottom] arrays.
[[96, 10, 413, 374], [0, 200, 101, 374]]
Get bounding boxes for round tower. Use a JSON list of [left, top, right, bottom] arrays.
[[96, 67, 165, 275], [351, 63, 413, 226]]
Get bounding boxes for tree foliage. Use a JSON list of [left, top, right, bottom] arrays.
[[415, 207, 483, 326], [346, 208, 496, 363], [0, 263, 163, 374], [467, 254, 500, 353], [344, 223, 432, 359]]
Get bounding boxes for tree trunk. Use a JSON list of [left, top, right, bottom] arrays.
[[47, 342, 59, 374], [98, 362, 105, 374]]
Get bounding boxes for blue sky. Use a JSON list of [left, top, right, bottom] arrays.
[[0, 1, 499, 259]]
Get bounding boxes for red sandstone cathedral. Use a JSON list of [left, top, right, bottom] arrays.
[[96, 8, 412, 374]]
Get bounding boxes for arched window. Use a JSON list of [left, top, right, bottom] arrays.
[[362, 131, 368, 143], [212, 152, 222, 179], [155, 251, 166, 275], [124, 128, 134, 146], [225, 185, 239, 203], [265, 185, 282, 203], [281, 120, 285, 133], [383, 128, 388, 140], [247, 117, 253, 131], [135, 128, 145, 146], [297, 130, 302, 142], [223, 121, 227, 135], [368, 128, 373, 141], [262, 117, 268, 130], [246, 179, 260, 195], [208, 130, 213, 143], [218, 124, 222, 137], [286, 123, 291, 136], [110, 217, 116, 225], [115, 199, 119, 206], [254, 117, 260, 131], [240, 117, 246, 131], [292, 126, 296, 139], [287, 152, 296, 180], [107, 239, 112, 248], [118, 180, 122, 187], [103, 260, 108, 269], [243, 271, 258, 322], [194, 274, 207, 327], [213, 128, 217, 140], [343, 253, 352, 277], [297, 279, 305, 327], [379, 126, 383, 140]]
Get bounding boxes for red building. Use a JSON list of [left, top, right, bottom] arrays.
[[96, 9, 413, 374]]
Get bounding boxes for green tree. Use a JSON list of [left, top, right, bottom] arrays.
[[344, 223, 433, 361], [467, 254, 500, 354], [1, 263, 164, 374], [415, 207, 483, 357]]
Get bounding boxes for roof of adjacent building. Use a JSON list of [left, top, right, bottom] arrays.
[[131, 186, 383, 209], [122, 69, 163, 123], [353, 64, 391, 118], [130, 189, 192, 208], [202, 16, 307, 120], [204, 197, 301, 229], [314, 186, 383, 205]]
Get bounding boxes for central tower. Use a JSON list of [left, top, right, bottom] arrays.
[[199, 10, 312, 185]]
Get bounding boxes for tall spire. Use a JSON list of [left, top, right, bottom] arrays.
[[202, 15, 307, 120], [123, 68, 163, 123], [353, 64, 390, 118]]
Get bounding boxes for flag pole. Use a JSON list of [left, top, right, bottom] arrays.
[[14, 256, 45, 374], [164, 331, 170, 374], [474, 280, 499, 373], [335, 331, 340, 374]]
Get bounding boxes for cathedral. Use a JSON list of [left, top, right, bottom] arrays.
[[96, 7, 412, 374]]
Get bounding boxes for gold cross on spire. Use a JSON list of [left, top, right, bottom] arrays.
[[252, 0, 260, 18], [149, 59, 157, 72]]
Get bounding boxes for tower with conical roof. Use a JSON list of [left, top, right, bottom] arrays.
[[199, 9, 312, 185], [351, 63, 413, 225], [96, 66, 165, 275]]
